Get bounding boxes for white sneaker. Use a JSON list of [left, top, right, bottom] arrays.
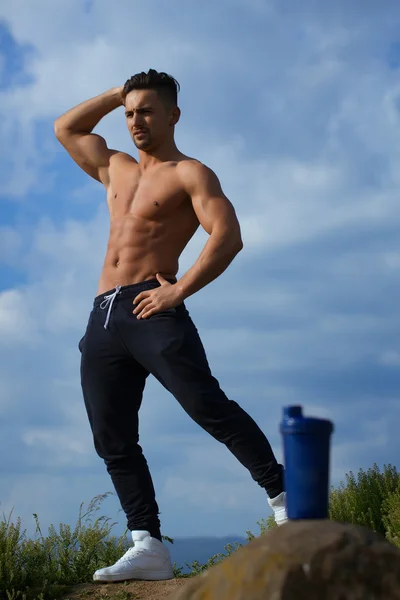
[[93, 530, 174, 582], [268, 491, 288, 526]]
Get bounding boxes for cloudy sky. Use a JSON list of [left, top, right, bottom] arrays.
[[0, 0, 399, 542]]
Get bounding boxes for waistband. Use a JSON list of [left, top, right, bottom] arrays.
[[93, 278, 176, 307]]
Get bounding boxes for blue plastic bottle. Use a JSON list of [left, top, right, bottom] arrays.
[[280, 405, 334, 519]]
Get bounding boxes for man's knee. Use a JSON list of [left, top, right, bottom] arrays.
[[93, 431, 140, 460]]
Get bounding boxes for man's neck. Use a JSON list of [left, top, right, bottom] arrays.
[[138, 140, 182, 168]]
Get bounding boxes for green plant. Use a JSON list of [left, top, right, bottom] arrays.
[[2, 462, 399, 600], [245, 515, 276, 541], [0, 493, 129, 600], [382, 479, 400, 548], [329, 463, 400, 536]]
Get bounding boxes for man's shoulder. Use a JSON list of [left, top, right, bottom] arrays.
[[110, 150, 138, 167], [176, 157, 215, 184]]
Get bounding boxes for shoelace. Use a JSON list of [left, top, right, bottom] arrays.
[[117, 546, 151, 564], [100, 285, 122, 329]]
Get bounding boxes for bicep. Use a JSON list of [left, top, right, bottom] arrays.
[[189, 166, 241, 237], [55, 130, 116, 185]]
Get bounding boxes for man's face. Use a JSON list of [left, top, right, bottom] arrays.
[[124, 89, 173, 151]]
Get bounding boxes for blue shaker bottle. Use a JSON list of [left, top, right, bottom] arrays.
[[280, 405, 334, 519]]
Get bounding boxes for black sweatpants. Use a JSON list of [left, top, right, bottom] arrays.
[[79, 279, 284, 540]]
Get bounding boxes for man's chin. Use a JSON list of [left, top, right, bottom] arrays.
[[133, 140, 152, 151]]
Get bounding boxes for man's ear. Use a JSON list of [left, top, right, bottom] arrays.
[[170, 106, 181, 126]]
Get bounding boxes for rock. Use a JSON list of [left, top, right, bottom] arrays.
[[170, 520, 400, 600]]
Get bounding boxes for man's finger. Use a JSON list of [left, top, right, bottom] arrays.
[[133, 299, 152, 315], [156, 273, 168, 285], [133, 291, 150, 305], [140, 307, 157, 319]]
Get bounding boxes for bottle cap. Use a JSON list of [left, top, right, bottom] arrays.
[[280, 405, 334, 435]]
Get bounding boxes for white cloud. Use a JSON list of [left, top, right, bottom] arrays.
[[0, 226, 22, 265], [0, 289, 38, 342], [0, 0, 399, 538], [164, 477, 251, 512], [379, 351, 400, 366], [22, 428, 90, 462], [383, 253, 400, 270], [0, 473, 119, 540], [0, 0, 209, 197]]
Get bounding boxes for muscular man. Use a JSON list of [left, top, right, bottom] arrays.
[[54, 69, 287, 583]]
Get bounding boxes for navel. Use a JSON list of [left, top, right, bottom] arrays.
[[153, 201, 159, 206]]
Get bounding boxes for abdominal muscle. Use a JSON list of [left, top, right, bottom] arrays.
[[96, 213, 192, 295]]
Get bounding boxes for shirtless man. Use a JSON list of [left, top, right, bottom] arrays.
[[54, 69, 287, 583]]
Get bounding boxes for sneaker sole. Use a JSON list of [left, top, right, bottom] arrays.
[[93, 568, 174, 583]]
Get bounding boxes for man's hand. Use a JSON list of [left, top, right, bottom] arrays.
[[118, 85, 126, 106], [133, 274, 182, 319]]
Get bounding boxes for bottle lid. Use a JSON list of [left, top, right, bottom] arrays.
[[280, 405, 334, 435]]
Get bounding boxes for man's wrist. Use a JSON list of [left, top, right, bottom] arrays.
[[173, 282, 187, 304], [109, 87, 123, 107]]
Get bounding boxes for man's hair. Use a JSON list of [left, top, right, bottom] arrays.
[[123, 69, 180, 107]]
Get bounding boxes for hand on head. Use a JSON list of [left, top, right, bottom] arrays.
[[118, 85, 126, 106]]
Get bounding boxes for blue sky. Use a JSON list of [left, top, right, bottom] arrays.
[[0, 0, 399, 541]]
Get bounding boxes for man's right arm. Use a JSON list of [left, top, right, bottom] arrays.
[[54, 87, 124, 186]]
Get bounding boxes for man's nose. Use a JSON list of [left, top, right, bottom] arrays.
[[132, 113, 143, 126]]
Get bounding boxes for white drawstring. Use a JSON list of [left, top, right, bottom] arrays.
[[100, 285, 121, 329]]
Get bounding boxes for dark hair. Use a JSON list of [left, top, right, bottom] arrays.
[[123, 69, 180, 106]]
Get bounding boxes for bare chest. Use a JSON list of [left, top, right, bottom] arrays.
[[107, 164, 188, 221]]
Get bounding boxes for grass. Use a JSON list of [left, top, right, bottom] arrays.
[[0, 492, 129, 600], [1, 464, 399, 600]]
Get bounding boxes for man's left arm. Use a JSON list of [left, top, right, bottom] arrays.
[[175, 161, 243, 301], [133, 162, 243, 319]]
